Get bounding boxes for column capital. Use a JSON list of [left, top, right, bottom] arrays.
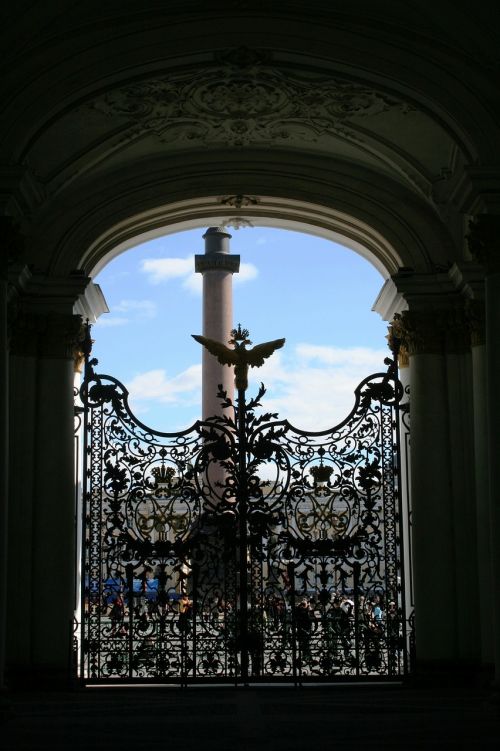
[[392, 307, 471, 356], [386, 323, 409, 368], [391, 311, 442, 356], [10, 310, 85, 359], [465, 299, 486, 347], [0, 217, 25, 281], [195, 225, 240, 276], [467, 215, 500, 273], [195, 253, 240, 274]]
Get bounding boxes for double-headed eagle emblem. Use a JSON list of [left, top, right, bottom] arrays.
[[192, 324, 285, 391]]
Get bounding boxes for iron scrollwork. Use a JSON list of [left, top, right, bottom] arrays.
[[78, 325, 411, 684]]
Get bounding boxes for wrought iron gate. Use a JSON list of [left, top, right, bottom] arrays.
[[76, 327, 412, 684]]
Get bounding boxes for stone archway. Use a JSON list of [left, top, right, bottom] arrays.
[[4, 176, 481, 687], [3, 3, 499, 688]]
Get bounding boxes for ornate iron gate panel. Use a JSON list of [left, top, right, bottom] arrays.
[[77, 328, 412, 684]]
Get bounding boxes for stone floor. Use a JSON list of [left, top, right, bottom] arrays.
[[1, 683, 499, 750]]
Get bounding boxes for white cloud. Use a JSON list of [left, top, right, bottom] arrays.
[[182, 273, 202, 294], [112, 299, 157, 318], [295, 343, 385, 368], [123, 343, 389, 434], [235, 262, 258, 284], [126, 364, 202, 406], [94, 315, 128, 328], [141, 257, 194, 284], [95, 299, 157, 327], [246, 343, 389, 431], [140, 255, 258, 295]]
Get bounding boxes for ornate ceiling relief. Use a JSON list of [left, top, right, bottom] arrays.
[[89, 49, 412, 148]]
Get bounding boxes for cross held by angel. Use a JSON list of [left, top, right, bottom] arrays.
[[192, 324, 285, 391]]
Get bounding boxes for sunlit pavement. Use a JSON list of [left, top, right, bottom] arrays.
[[2, 685, 499, 750]]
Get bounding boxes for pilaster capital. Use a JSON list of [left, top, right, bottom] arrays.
[[467, 215, 500, 274], [10, 310, 86, 359]]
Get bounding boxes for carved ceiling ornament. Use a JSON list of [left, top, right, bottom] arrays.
[[89, 48, 412, 148]]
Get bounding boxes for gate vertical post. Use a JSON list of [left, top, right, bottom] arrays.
[[237, 385, 249, 683], [395, 348, 413, 672]]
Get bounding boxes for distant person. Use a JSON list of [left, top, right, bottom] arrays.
[[295, 597, 313, 661], [178, 593, 193, 634]]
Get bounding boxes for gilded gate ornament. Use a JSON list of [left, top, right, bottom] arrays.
[[192, 324, 285, 391]]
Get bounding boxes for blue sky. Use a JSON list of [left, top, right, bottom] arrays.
[[92, 226, 389, 431]]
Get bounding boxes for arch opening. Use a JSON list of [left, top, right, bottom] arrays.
[[90, 222, 390, 433], [80, 196, 406, 280], [77, 220, 411, 686]]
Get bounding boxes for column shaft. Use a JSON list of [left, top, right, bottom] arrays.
[[471, 341, 493, 667], [444, 349, 480, 663], [485, 270, 500, 684], [6, 353, 37, 673], [195, 227, 240, 420], [7, 309, 83, 685], [202, 270, 235, 418], [31, 355, 76, 672], [410, 352, 457, 662], [0, 277, 8, 689]]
